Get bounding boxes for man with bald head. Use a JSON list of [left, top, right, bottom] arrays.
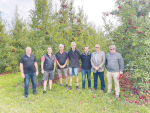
[[20, 47, 38, 98]]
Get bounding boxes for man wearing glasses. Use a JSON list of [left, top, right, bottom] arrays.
[[105, 45, 124, 98], [91, 44, 105, 92]]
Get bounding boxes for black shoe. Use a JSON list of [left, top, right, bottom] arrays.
[[33, 92, 37, 94], [25, 95, 28, 98], [68, 86, 72, 90], [65, 84, 68, 88], [76, 86, 79, 90], [43, 91, 46, 94], [49, 89, 53, 91]]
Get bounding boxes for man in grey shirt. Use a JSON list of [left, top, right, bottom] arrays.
[[105, 45, 124, 97]]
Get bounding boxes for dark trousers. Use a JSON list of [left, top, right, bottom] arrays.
[[93, 71, 105, 90]]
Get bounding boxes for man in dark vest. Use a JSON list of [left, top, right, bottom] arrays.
[[41, 47, 56, 94]]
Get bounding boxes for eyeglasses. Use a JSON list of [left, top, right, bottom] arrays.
[[110, 49, 115, 50]]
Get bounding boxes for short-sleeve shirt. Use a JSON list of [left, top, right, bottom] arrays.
[[56, 51, 68, 69], [20, 54, 37, 74]]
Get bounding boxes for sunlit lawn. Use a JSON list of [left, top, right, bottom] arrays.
[[0, 72, 149, 113]]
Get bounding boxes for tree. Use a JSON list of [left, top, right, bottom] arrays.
[[104, 0, 150, 89], [2, 6, 29, 73]]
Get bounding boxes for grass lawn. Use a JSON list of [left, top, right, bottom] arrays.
[[0, 72, 150, 113]]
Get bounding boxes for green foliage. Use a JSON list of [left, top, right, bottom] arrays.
[[0, 0, 107, 75], [104, 0, 150, 89]]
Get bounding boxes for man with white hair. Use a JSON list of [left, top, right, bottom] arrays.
[[91, 44, 105, 92], [20, 47, 38, 98], [56, 44, 68, 87], [105, 45, 124, 98], [68, 42, 80, 90], [41, 47, 56, 94]]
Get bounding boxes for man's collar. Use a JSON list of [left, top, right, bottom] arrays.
[[83, 52, 90, 55]]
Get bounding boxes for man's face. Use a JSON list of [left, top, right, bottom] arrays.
[[84, 47, 89, 53], [71, 43, 76, 50], [110, 47, 116, 54], [59, 46, 64, 51], [95, 45, 100, 51], [26, 47, 31, 55], [47, 48, 52, 54]]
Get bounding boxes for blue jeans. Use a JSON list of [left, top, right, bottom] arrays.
[[69, 67, 79, 76], [24, 73, 36, 96], [93, 71, 105, 90], [82, 69, 91, 89]]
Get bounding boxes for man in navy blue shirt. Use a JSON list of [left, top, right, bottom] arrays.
[[80, 46, 91, 90], [56, 44, 68, 88], [20, 47, 38, 98]]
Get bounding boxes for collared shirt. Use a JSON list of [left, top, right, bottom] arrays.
[[95, 52, 100, 64], [20, 54, 37, 74], [56, 51, 68, 69]]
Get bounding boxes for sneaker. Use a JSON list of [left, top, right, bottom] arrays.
[[65, 84, 68, 88], [76, 86, 79, 90], [43, 91, 46, 94], [33, 92, 37, 94], [82, 88, 85, 91], [68, 86, 72, 90], [60, 84, 63, 86], [49, 89, 53, 91], [25, 95, 28, 98]]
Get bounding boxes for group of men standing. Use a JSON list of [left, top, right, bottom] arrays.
[[20, 42, 124, 98]]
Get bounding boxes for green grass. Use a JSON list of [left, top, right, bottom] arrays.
[[0, 72, 150, 113]]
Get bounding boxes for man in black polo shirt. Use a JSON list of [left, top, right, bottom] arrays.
[[56, 44, 68, 87], [81, 46, 92, 90], [20, 47, 38, 98]]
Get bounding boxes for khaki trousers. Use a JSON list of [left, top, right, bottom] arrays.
[[106, 71, 120, 96]]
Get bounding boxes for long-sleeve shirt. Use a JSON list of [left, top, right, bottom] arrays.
[[105, 52, 124, 72]]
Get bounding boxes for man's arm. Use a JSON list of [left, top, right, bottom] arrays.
[[34, 62, 38, 76], [62, 59, 68, 68], [119, 54, 124, 74], [41, 61, 44, 74], [41, 55, 45, 74], [54, 60, 56, 70], [56, 60, 63, 68], [20, 63, 25, 78]]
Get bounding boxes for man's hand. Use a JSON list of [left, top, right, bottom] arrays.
[[94, 66, 98, 70], [119, 71, 123, 74], [22, 73, 25, 78], [36, 71, 38, 76], [62, 65, 65, 68], [59, 65, 63, 69], [41, 70, 44, 74]]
